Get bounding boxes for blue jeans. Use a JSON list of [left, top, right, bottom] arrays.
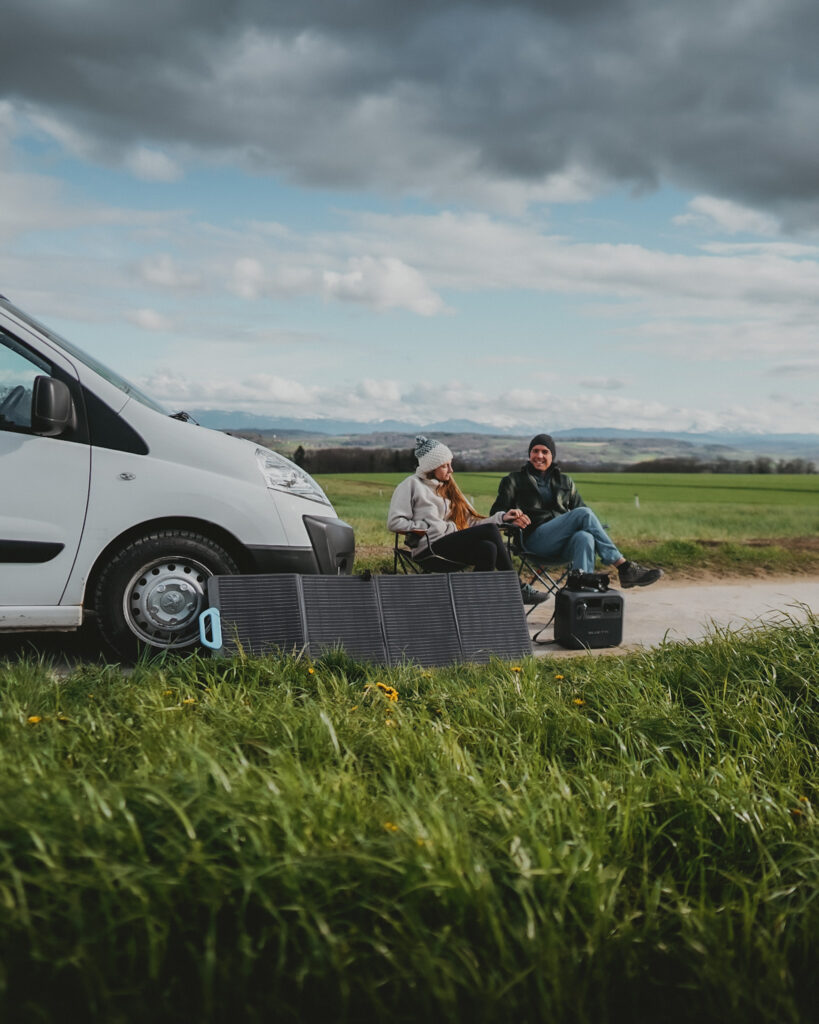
[[523, 507, 622, 573]]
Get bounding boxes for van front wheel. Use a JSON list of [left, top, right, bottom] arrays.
[[94, 530, 239, 660]]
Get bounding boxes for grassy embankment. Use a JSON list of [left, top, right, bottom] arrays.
[[317, 472, 819, 577], [0, 618, 817, 1023]]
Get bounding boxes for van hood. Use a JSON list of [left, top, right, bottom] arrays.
[[117, 397, 328, 503]]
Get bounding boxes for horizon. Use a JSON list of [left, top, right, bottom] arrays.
[[2, 1, 818, 434], [190, 409, 819, 443]]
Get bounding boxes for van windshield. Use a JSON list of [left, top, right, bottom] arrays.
[[0, 297, 170, 415]]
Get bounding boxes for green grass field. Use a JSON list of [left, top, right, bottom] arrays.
[[317, 472, 819, 575], [1, 621, 817, 1022]]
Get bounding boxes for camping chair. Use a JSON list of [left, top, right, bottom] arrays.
[[503, 527, 570, 640], [392, 533, 469, 575], [504, 527, 569, 598]]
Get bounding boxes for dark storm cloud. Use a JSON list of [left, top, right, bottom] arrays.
[[2, 0, 818, 220]]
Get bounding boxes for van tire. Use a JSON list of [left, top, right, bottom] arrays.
[[93, 529, 239, 660]]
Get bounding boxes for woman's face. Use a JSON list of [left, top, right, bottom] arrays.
[[432, 461, 453, 482]]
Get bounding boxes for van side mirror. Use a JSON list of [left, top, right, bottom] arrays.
[[31, 376, 76, 437]]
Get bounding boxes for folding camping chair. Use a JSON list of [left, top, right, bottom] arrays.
[[504, 527, 569, 598], [392, 533, 469, 575], [503, 527, 570, 641]]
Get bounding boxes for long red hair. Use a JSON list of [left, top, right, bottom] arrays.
[[428, 472, 484, 531]]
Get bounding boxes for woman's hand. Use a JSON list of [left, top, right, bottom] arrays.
[[502, 508, 530, 528]]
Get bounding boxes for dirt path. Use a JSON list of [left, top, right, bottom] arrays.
[[527, 575, 819, 658]]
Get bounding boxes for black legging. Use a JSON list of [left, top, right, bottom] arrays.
[[430, 522, 515, 572]]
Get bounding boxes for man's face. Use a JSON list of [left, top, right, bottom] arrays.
[[528, 445, 553, 472]]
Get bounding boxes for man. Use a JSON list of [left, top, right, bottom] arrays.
[[490, 434, 663, 588]]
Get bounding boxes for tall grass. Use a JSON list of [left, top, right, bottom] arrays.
[[0, 616, 817, 1022]]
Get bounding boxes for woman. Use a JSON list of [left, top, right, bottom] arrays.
[[387, 436, 548, 604]]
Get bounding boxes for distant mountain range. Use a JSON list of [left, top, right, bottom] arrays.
[[188, 409, 819, 455], [189, 411, 524, 436]]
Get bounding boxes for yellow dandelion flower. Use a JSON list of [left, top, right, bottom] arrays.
[[555, 674, 564, 680], [383, 822, 399, 832], [799, 796, 809, 803], [573, 698, 585, 706], [350, 705, 359, 711], [791, 808, 804, 818], [163, 689, 174, 696], [27, 715, 42, 724], [182, 698, 197, 705], [511, 666, 522, 673], [386, 718, 396, 727], [376, 681, 399, 701], [308, 668, 315, 675]]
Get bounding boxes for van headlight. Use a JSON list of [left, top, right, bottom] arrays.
[[255, 448, 331, 505]]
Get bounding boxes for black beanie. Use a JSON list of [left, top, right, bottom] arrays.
[[528, 433, 556, 460]]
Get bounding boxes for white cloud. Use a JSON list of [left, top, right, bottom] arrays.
[[127, 308, 172, 331], [673, 195, 780, 236], [579, 377, 626, 391], [701, 241, 819, 258], [355, 378, 403, 403], [229, 258, 267, 300], [124, 146, 183, 183], [227, 251, 446, 315], [769, 362, 819, 377], [322, 256, 445, 315], [134, 369, 818, 434], [138, 253, 200, 290]]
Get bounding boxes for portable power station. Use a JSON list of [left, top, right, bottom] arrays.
[[553, 587, 624, 650]]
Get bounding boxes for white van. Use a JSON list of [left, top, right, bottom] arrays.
[[0, 295, 355, 659]]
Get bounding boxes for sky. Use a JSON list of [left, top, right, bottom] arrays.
[[1, 0, 818, 435]]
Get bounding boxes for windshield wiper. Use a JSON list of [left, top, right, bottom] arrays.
[[170, 410, 199, 424]]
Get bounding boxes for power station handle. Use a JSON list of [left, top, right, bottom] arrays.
[[199, 607, 222, 650]]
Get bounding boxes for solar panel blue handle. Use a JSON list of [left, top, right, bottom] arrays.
[[198, 607, 222, 650]]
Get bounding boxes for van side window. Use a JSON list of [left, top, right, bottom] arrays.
[[0, 334, 54, 433]]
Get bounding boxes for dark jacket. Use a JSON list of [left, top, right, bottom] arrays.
[[490, 463, 586, 540]]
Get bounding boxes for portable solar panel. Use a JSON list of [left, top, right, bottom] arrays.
[[450, 571, 532, 662], [200, 570, 532, 666], [300, 574, 387, 662], [375, 573, 462, 667], [202, 574, 305, 657]]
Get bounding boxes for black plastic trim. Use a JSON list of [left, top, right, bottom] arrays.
[[0, 540, 65, 563], [302, 515, 356, 575], [81, 386, 149, 455], [246, 545, 319, 574]]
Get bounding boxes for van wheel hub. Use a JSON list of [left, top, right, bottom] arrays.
[[125, 558, 210, 645]]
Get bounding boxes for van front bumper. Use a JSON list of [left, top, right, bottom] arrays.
[[247, 516, 355, 576]]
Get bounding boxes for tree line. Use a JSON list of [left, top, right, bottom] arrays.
[[626, 456, 816, 474], [289, 446, 816, 474]]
